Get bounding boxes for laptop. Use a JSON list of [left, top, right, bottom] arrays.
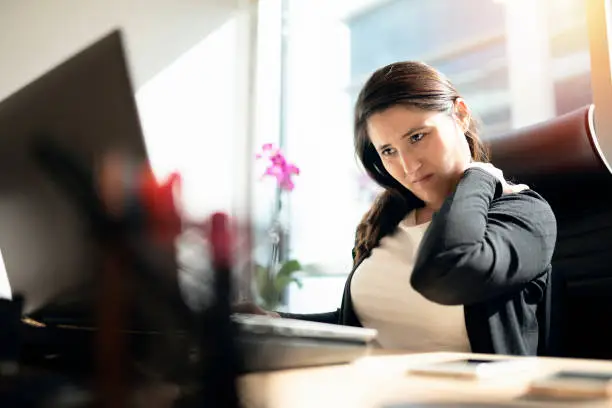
[[232, 313, 376, 343], [232, 313, 377, 372], [0, 30, 148, 315]]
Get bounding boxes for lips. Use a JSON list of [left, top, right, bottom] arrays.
[[412, 174, 433, 184]]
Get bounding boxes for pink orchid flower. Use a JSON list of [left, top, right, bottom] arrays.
[[256, 143, 300, 192]]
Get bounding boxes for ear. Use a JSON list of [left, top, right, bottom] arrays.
[[453, 98, 471, 133]]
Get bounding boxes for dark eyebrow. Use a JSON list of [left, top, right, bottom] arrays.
[[376, 126, 428, 151], [401, 126, 428, 139]]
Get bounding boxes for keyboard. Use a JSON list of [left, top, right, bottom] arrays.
[[232, 314, 378, 372]]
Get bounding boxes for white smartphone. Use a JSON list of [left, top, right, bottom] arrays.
[[408, 358, 538, 379], [528, 370, 612, 399]]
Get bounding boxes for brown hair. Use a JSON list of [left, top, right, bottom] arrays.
[[352, 61, 489, 265]]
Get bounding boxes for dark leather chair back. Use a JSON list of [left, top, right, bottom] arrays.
[[490, 104, 612, 359]]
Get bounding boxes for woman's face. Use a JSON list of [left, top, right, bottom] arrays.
[[366, 102, 472, 209]]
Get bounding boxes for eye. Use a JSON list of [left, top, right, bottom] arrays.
[[409, 132, 426, 144], [380, 147, 397, 157]]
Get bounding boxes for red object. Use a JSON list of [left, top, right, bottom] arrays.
[[137, 168, 183, 243]]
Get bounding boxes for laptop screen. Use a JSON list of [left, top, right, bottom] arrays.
[[0, 30, 148, 314]]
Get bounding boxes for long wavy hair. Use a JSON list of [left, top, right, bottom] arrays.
[[353, 61, 489, 265]]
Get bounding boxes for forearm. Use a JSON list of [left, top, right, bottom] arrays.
[[426, 168, 498, 247], [411, 168, 556, 305]]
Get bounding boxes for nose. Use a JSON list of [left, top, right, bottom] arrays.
[[398, 150, 421, 178]]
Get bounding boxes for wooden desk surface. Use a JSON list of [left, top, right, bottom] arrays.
[[239, 352, 612, 408]]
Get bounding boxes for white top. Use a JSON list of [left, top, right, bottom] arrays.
[[351, 210, 471, 352]]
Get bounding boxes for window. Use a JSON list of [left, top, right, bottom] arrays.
[[275, 0, 593, 312]]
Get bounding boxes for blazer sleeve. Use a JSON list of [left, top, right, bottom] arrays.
[[410, 167, 557, 306]]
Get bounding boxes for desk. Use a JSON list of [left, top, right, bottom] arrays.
[[239, 352, 612, 407]]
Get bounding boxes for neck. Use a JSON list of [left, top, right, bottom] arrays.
[[415, 206, 435, 224]]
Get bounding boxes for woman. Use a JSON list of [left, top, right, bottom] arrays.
[[243, 61, 557, 356]]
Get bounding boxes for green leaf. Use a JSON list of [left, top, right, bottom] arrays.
[[274, 275, 303, 292], [273, 275, 291, 292], [277, 259, 302, 280], [293, 277, 303, 289], [255, 265, 272, 294]]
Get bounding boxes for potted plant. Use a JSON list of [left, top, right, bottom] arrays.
[[254, 143, 302, 310]]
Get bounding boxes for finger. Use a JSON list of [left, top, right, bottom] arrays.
[[508, 183, 529, 193], [514, 183, 529, 192]]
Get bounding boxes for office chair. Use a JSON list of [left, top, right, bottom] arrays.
[[490, 104, 612, 359]]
